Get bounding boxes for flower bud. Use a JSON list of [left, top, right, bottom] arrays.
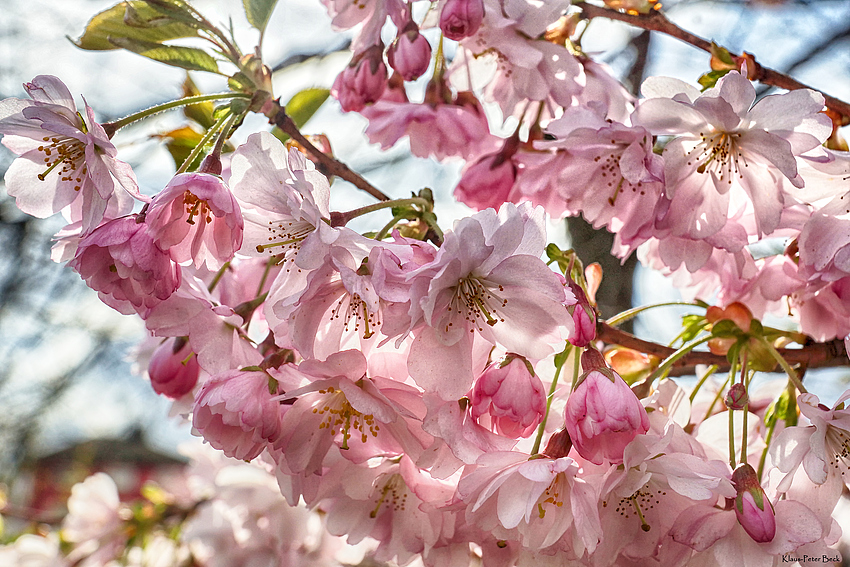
[[732, 464, 776, 543], [439, 0, 485, 41], [332, 45, 388, 112], [725, 383, 749, 410], [148, 337, 200, 399], [387, 22, 432, 81], [565, 355, 649, 464], [542, 427, 572, 459], [471, 355, 546, 438]]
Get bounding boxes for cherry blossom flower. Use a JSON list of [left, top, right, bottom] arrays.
[[273, 350, 431, 475], [361, 87, 499, 161], [387, 22, 432, 81], [148, 336, 201, 399], [61, 473, 126, 566], [145, 171, 243, 271], [470, 355, 546, 438], [632, 71, 831, 239], [564, 351, 650, 465], [406, 203, 573, 399], [440, 0, 485, 41], [193, 369, 285, 461], [771, 390, 850, 493], [67, 216, 181, 316], [332, 45, 388, 113], [0, 75, 140, 232], [456, 451, 602, 557]]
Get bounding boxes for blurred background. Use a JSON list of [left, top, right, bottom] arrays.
[[1, 0, 850, 526]]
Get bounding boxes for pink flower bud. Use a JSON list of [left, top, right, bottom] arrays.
[[454, 152, 517, 211], [68, 217, 181, 317], [570, 304, 596, 347], [387, 23, 432, 81], [542, 427, 572, 459], [145, 172, 243, 271], [193, 369, 283, 461], [725, 383, 749, 410], [564, 362, 649, 464], [332, 45, 388, 112], [440, 0, 485, 41], [148, 337, 200, 399], [732, 464, 776, 543], [471, 355, 546, 438]]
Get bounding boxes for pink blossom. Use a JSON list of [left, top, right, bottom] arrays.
[[145, 172, 243, 270], [67, 216, 181, 316], [148, 337, 200, 399], [61, 473, 126, 566], [362, 88, 499, 161], [387, 22, 432, 81], [406, 203, 573, 399], [440, 0, 485, 41], [454, 146, 518, 211], [732, 464, 775, 543], [193, 369, 284, 461], [273, 350, 431, 475], [456, 451, 602, 555], [332, 45, 388, 113], [632, 71, 831, 239], [564, 353, 650, 465], [0, 75, 140, 232], [470, 355, 546, 438]]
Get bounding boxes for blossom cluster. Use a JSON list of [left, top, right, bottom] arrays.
[[2, 0, 850, 565]]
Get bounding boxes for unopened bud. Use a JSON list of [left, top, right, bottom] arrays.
[[542, 427, 572, 459], [732, 464, 775, 543], [725, 383, 749, 410]]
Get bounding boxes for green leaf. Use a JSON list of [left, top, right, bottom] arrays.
[[243, 0, 280, 35], [74, 1, 199, 51], [765, 389, 797, 428], [108, 37, 220, 72], [181, 76, 215, 129], [285, 88, 330, 129], [710, 319, 740, 339], [698, 69, 731, 91], [679, 314, 708, 343], [553, 344, 572, 369]]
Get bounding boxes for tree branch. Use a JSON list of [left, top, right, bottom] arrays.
[[577, 3, 850, 122], [266, 102, 391, 202], [597, 321, 848, 376]]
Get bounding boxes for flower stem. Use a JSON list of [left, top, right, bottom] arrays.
[[208, 261, 231, 292], [531, 344, 572, 455], [103, 93, 251, 134], [374, 212, 410, 241], [175, 111, 233, 174], [689, 364, 718, 404], [760, 337, 808, 394], [605, 301, 704, 328], [332, 197, 432, 227], [727, 353, 740, 468], [645, 334, 713, 384]]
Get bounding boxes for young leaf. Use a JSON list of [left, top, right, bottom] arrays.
[[108, 37, 220, 73], [243, 0, 280, 35], [74, 1, 199, 51], [286, 88, 330, 128]]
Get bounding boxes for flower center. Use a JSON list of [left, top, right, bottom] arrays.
[[370, 473, 408, 518], [182, 191, 212, 225], [314, 385, 379, 450], [603, 485, 667, 532], [826, 425, 850, 477], [591, 145, 649, 206], [686, 131, 748, 186], [256, 219, 314, 255], [537, 475, 566, 519], [450, 276, 507, 333], [37, 135, 87, 190], [330, 292, 380, 339]]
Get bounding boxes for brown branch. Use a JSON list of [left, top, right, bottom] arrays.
[[266, 101, 391, 202], [597, 322, 848, 376], [578, 3, 850, 121]]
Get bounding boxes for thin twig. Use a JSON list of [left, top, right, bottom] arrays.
[[267, 102, 391, 202], [596, 322, 848, 375], [577, 3, 850, 121]]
